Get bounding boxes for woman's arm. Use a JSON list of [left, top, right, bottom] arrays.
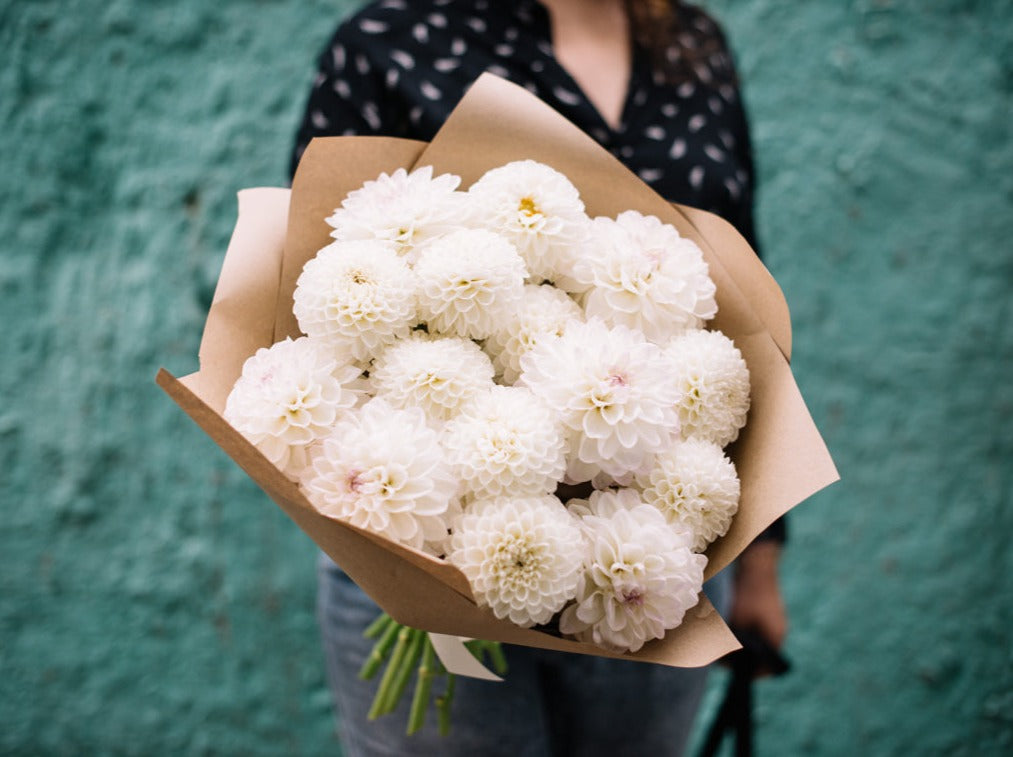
[[730, 540, 788, 672]]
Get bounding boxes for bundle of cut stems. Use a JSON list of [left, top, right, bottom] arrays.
[[358, 612, 508, 735]]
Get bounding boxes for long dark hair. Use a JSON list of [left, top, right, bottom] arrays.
[[625, 0, 735, 85]]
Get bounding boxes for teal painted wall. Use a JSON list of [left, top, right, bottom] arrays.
[[1, 1, 1010, 754]]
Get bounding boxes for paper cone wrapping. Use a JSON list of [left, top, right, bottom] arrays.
[[157, 74, 838, 668]]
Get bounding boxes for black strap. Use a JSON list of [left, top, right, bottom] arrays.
[[697, 629, 790, 757]]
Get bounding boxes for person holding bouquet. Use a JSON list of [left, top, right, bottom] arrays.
[[290, 1, 786, 754]]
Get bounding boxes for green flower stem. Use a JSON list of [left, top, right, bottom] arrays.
[[435, 672, 457, 737], [486, 641, 508, 676], [368, 624, 413, 720], [381, 627, 426, 716], [358, 615, 401, 681], [363, 611, 393, 640], [463, 639, 509, 677], [407, 636, 438, 735]]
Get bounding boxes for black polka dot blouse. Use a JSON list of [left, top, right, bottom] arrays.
[[291, 0, 762, 257]]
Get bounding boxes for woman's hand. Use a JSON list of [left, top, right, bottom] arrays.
[[729, 540, 788, 674]]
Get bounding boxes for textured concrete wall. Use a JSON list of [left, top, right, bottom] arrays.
[[1, 1, 1010, 755]]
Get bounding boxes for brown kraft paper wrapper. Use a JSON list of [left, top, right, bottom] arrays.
[[157, 74, 839, 669]]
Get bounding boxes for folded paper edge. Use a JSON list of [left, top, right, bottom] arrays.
[[428, 634, 504, 681], [196, 187, 292, 412], [676, 204, 792, 362]]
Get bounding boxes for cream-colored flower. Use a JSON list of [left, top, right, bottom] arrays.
[[326, 166, 466, 263], [293, 240, 418, 362], [664, 329, 750, 447], [638, 438, 740, 552], [370, 333, 495, 424], [449, 495, 583, 627], [566, 487, 645, 520], [413, 228, 527, 339], [483, 284, 584, 384], [468, 159, 589, 284], [574, 211, 717, 343], [559, 504, 705, 653], [443, 386, 566, 500], [224, 337, 362, 479], [300, 398, 457, 555], [519, 318, 680, 480]]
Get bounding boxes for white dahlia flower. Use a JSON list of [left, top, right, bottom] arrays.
[[638, 438, 740, 552], [292, 240, 418, 362], [413, 228, 527, 339], [519, 318, 680, 481], [300, 398, 457, 554], [566, 487, 646, 520], [664, 329, 750, 447], [443, 386, 566, 500], [483, 284, 584, 384], [559, 505, 705, 653], [224, 337, 362, 479], [449, 495, 583, 627], [574, 211, 717, 342], [369, 333, 495, 424], [326, 166, 466, 262], [468, 160, 589, 284]]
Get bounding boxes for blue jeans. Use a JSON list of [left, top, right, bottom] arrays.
[[318, 554, 732, 757]]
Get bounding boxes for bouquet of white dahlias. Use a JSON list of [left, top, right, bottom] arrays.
[[217, 157, 751, 730], [158, 74, 837, 738]]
